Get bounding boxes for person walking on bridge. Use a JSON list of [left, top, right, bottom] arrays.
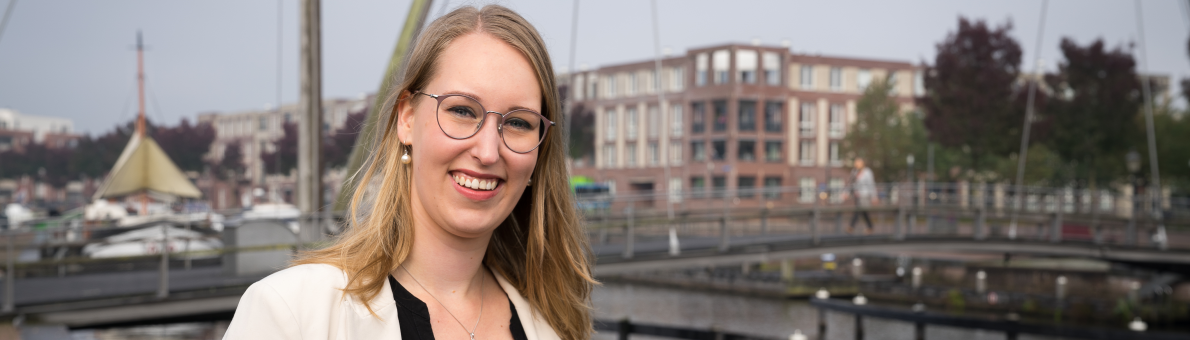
[[848, 157, 877, 234]]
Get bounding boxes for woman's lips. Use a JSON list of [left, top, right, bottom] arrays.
[[451, 171, 502, 201]]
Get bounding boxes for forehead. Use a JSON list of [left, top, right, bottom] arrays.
[[427, 32, 542, 112]]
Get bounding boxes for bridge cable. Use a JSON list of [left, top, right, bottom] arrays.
[[0, 0, 15, 48], [1134, 0, 1167, 248], [1008, 0, 1049, 239]]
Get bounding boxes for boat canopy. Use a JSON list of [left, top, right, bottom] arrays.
[[92, 134, 202, 200]]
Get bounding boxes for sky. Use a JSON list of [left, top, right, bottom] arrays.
[[0, 0, 1187, 135]]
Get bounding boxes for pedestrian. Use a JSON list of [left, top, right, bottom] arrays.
[[224, 5, 594, 339], [849, 157, 877, 234]]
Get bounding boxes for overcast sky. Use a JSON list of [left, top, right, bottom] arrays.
[[0, 0, 1187, 135]]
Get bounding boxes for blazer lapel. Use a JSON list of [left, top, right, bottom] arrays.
[[492, 268, 561, 340], [342, 275, 402, 339]]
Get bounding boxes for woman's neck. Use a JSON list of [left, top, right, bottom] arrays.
[[397, 213, 492, 294]]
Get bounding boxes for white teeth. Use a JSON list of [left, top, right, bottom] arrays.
[[455, 173, 497, 191]]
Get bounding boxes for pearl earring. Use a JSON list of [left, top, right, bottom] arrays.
[[400, 144, 411, 164], [527, 178, 532, 186]]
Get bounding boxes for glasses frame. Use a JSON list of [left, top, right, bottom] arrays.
[[415, 91, 554, 154]]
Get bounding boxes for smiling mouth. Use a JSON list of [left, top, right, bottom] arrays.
[[453, 173, 500, 191]]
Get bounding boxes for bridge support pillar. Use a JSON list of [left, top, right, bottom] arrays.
[[1050, 210, 1062, 243], [855, 314, 864, 340], [895, 207, 905, 240], [818, 307, 827, 340], [4, 229, 12, 313], [157, 225, 170, 299], [811, 208, 821, 245], [718, 216, 730, 252], [623, 208, 635, 259], [975, 207, 986, 240]]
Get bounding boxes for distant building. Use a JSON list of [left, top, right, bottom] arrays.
[[196, 95, 372, 209], [568, 43, 920, 210], [0, 108, 79, 151]]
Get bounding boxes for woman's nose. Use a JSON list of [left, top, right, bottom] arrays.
[[468, 112, 503, 164]]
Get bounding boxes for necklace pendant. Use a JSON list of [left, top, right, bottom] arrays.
[[469, 332, 475, 340]]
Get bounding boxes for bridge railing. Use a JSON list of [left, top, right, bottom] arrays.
[[0, 211, 346, 314], [580, 182, 1187, 259]]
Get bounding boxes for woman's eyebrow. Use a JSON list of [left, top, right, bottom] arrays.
[[442, 90, 540, 113]]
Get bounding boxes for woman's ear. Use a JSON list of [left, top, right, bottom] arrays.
[[396, 91, 415, 145]]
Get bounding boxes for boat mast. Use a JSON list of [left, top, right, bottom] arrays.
[[136, 31, 146, 137]]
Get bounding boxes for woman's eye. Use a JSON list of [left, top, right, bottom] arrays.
[[447, 106, 477, 119], [505, 118, 535, 131]]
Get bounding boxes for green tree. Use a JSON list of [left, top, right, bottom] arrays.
[[1043, 38, 1143, 187], [843, 77, 928, 183]]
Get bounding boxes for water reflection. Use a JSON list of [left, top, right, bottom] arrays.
[[592, 281, 1058, 340]]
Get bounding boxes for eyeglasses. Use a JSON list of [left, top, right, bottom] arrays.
[[415, 91, 554, 154]]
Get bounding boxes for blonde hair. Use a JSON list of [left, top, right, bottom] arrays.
[[292, 5, 596, 339]]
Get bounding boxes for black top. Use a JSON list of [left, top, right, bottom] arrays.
[[388, 275, 529, 340]]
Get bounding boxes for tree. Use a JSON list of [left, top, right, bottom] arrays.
[[919, 18, 1039, 175], [216, 141, 246, 180], [153, 118, 216, 172], [567, 103, 595, 160], [261, 122, 297, 175], [325, 110, 367, 169], [843, 77, 928, 183], [1043, 38, 1143, 186]]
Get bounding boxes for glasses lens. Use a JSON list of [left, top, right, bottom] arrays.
[[502, 110, 546, 152], [436, 95, 485, 138]]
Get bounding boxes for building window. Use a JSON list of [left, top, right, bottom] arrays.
[[628, 73, 638, 96], [738, 140, 756, 162], [712, 176, 727, 198], [914, 71, 925, 96], [712, 100, 728, 132], [691, 176, 706, 199], [588, 75, 598, 99], [669, 177, 683, 203], [696, 53, 709, 86], [573, 74, 585, 100], [738, 176, 756, 198], [603, 144, 616, 167], [799, 140, 816, 166], [799, 177, 816, 203], [670, 104, 684, 137], [764, 177, 782, 199], [829, 141, 841, 166], [829, 179, 844, 203], [625, 142, 637, 167], [691, 102, 706, 133], [711, 140, 726, 161], [857, 69, 872, 91], [887, 70, 899, 86], [799, 103, 816, 137], [691, 141, 707, 161], [738, 100, 756, 131], [604, 110, 617, 140], [647, 106, 661, 138], [259, 117, 268, 131], [712, 50, 730, 84], [763, 52, 780, 86], [764, 101, 783, 132], [829, 67, 842, 91], [736, 49, 757, 84], [829, 104, 845, 138], [800, 65, 814, 88], [605, 75, 617, 98], [625, 108, 638, 140], [648, 142, 659, 165], [765, 141, 782, 162], [671, 67, 685, 91], [669, 141, 683, 164]]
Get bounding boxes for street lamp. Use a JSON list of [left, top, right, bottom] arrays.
[[1126, 151, 1141, 246]]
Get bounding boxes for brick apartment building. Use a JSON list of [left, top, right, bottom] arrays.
[[569, 43, 920, 211]]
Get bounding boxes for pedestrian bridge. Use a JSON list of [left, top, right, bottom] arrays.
[[0, 202, 1186, 329]]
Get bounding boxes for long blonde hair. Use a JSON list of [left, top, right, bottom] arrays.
[[292, 5, 596, 339]]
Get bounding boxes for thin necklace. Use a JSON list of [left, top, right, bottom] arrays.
[[401, 264, 484, 340]]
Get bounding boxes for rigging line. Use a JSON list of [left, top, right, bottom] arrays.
[[1135, 0, 1165, 243], [0, 0, 16, 47], [117, 81, 136, 127], [277, 0, 282, 112], [147, 83, 168, 127], [1008, 0, 1048, 239]]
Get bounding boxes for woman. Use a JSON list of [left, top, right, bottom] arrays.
[[224, 5, 596, 340]]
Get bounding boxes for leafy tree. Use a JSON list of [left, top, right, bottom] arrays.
[[326, 110, 367, 169], [152, 118, 215, 172], [261, 122, 297, 175], [1043, 38, 1142, 187], [842, 77, 928, 183], [918, 18, 1040, 175], [216, 141, 246, 180], [567, 103, 594, 160]]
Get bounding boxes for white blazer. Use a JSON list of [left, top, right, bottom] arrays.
[[223, 263, 561, 340]]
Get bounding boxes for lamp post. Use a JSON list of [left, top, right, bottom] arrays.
[[1126, 151, 1141, 246]]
